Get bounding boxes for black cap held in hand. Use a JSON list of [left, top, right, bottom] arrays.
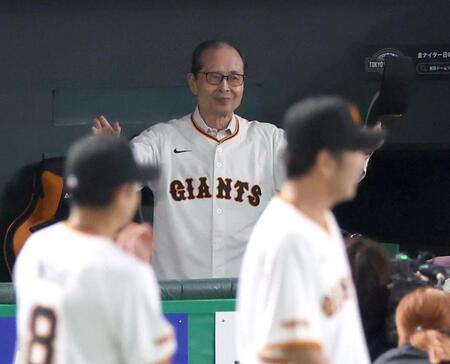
[[366, 55, 415, 125]]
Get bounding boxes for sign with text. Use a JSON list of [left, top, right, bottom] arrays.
[[353, 44, 450, 79]]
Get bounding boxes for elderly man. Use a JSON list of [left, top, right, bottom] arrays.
[[92, 40, 285, 279]]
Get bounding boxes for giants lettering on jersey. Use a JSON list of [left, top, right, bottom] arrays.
[[321, 275, 354, 317], [169, 177, 262, 206]]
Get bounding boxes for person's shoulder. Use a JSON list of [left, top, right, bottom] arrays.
[[251, 198, 312, 250], [118, 247, 157, 279], [130, 114, 192, 149], [33, 221, 66, 235], [97, 243, 150, 275], [373, 347, 400, 364], [373, 344, 429, 364], [21, 222, 66, 251], [79, 244, 159, 306], [237, 116, 285, 149], [14, 222, 71, 276], [140, 113, 191, 134], [240, 116, 284, 134], [256, 198, 301, 232], [112, 253, 158, 293], [249, 224, 315, 274]]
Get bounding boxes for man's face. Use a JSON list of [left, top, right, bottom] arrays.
[[188, 46, 245, 120], [330, 150, 367, 203]]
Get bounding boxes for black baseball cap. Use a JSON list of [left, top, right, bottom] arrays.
[[65, 135, 158, 206], [284, 96, 386, 156]]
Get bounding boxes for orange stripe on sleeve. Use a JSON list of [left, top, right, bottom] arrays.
[[258, 340, 323, 363], [154, 332, 175, 346]]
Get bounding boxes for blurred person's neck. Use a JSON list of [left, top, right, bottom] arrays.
[[67, 205, 125, 240], [280, 176, 334, 234]]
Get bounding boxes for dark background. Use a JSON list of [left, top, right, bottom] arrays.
[[1, 0, 449, 281]]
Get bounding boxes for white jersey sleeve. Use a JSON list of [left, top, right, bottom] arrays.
[[130, 127, 161, 166], [257, 234, 324, 358], [116, 264, 175, 363], [272, 128, 286, 192], [130, 126, 163, 192]]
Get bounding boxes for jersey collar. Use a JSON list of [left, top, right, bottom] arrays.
[[190, 106, 239, 144]]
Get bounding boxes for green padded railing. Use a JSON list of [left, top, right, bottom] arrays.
[[0, 278, 238, 304]]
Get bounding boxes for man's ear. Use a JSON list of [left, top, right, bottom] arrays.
[[113, 184, 133, 201], [187, 73, 198, 95], [112, 184, 124, 200], [316, 150, 337, 178]]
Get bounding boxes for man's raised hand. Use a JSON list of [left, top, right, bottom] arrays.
[[91, 115, 122, 136]]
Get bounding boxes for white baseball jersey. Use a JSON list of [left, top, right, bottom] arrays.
[[237, 196, 370, 364], [14, 222, 175, 364], [131, 107, 285, 279]]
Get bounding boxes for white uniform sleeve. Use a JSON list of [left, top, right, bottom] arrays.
[[130, 127, 161, 166], [130, 127, 162, 191], [118, 264, 175, 364], [273, 128, 286, 192], [258, 234, 323, 359]]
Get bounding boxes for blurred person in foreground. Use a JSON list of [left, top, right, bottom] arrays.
[[237, 96, 385, 364], [14, 135, 175, 364]]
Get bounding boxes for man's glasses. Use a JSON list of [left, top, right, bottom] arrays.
[[198, 72, 246, 86]]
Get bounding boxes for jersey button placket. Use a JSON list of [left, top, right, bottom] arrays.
[[212, 144, 225, 277]]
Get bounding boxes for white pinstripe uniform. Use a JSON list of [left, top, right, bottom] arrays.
[[131, 107, 285, 279], [14, 222, 175, 364], [237, 196, 370, 364]]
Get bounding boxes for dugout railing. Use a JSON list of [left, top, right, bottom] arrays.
[[0, 279, 238, 364]]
